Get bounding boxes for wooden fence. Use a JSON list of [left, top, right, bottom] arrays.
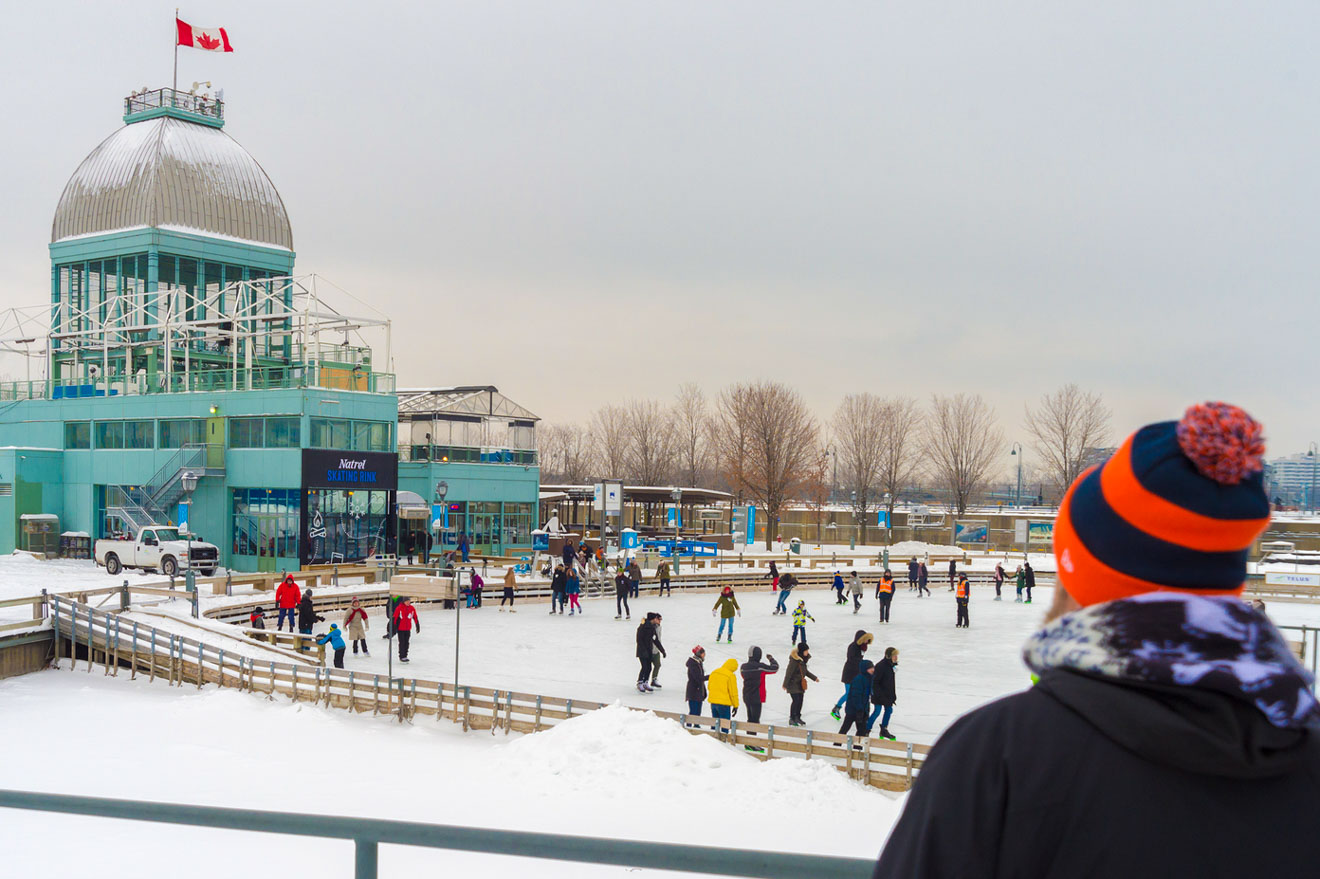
[[47, 595, 927, 792], [0, 594, 46, 634]]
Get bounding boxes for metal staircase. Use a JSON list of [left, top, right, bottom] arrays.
[[105, 444, 225, 530]]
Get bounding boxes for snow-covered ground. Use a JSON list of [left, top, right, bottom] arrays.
[[0, 672, 901, 878]]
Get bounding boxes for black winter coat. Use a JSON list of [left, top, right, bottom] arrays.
[[296, 595, 323, 630], [840, 630, 867, 684], [685, 656, 707, 701], [873, 670, 1320, 877], [1024, 564, 1036, 588], [871, 658, 896, 706], [635, 621, 664, 660], [550, 569, 567, 593], [561, 544, 575, 566], [740, 647, 779, 704]]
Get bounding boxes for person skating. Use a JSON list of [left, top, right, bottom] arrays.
[[835, 572, 850, 605], [993, 562, 1006, 600], [947, 558, 956, 592], [296, 589, 324, 651], [565, 568, 582, 615], [635, 613, 665, 692], [875, 402, 1320, 877], [391, 597, 419, 663], [650, 613, 665, 688], [559, 537, 574, 571], [791, 600, 815, 644], [917, 562, 930, 597], [656, 559, 671, 596], [614, 569, 630, 620], [627, 558, 642, 599], [832, 570, 845, 601], [774, 572, 796, 615], [848, 570, 864, 613], [955, 573, 971, 628], [907, 557, 919, 592], [1014, 564, 1025, 602], [766, 560, 780, 591], [838, 659, 874, 737], [1023, 560, 1036, 604], [831, 630, 873, 720], [382, 593, 404, 639], [344, 597, 369, 656], [877, 571, 895, 623], [740, 646, 779, 750], [550, 564, 567, 614], [712, 586, 741, 642], [685, 646, 708, 718], [316, 623, 347, 669], [275, 572, 300, 632], [782, 642, 818, 726], [468, 568, 484, 608], [706, 657, 740, 733], [500, 568, 517, 611], [869, 647, 898, 740]]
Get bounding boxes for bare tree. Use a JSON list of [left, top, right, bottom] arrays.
[[713, 381, 819, 549], [591, 404, 631, 479], [537, 423, 595, 483], [877, 397, 924, 522], [923, 394, 1005, 515], [1023, 384, 1112, 498], [673, 382, 710, 487], [801, 446, 831, 546], [624, 398, 677, 486], [832, 394, 887, 545]]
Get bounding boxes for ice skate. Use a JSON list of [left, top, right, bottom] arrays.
[[650, 681, 662, 689], [830, 706, 841, 720]]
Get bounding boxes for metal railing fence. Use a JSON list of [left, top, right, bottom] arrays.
[[0, 789, 876, 879]]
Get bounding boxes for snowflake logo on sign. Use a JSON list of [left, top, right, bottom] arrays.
[[197, 32, 221, 50]]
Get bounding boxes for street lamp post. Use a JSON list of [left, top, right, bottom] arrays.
[[1010, 444, 1023, 508], [180, 471, 199, 617], [671, 487, 682, 575]]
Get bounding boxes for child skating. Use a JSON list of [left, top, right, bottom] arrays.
[[791, 600, 815, 644]]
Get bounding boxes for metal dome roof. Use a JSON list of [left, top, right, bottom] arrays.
[[51, 115, 293, 250]]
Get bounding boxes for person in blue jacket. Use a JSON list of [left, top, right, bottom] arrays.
[[837, 658, 874, 736], [316, 623, 347, 668]]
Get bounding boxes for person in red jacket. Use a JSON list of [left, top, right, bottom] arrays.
[[391, 597, 420, 663], [274, 573, 300, 632]]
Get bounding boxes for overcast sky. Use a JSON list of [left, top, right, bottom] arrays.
[[1, 2, 1316, 461]]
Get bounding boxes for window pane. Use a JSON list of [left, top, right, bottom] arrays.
[[125, 421, 154, 449], [64, 422, 90, 449], [230, 418, 264, 448], [266, 416, 300, 448], [352, 421, 371, 451], [95, 421, 124, 449]]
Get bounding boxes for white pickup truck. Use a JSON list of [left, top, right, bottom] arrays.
[[95, 527, 220, 577]]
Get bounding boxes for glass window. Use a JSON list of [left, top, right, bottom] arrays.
[[230, 418, 264, 448], [64, 422, 90, 449], [303, 488, 389, 564], [231, 488, 301, 560], [94, 421, 124, 449], [310, 417, 350, 449], [367, 421, 390, 451], [159, 419, 206, 448], [266, 417, 300, 448], [125, 421, 154, 449]]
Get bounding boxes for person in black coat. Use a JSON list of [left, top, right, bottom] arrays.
[[1023, 561, 1036, 604], [560, 539, 576, 570], [947, 558, 956, 591], [906, 557, 919, 591], [635, 613, 665, 692], [739, 646, 779, 726], [831, 630, 872, 720], [685, 646, 708, 717], [296, 589, 324, 651], [869, 648, 898, 740], [614, 570, 631, 620], [550, 564, 567, 614]]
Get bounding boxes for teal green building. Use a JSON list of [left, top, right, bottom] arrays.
[[0, 87, 539, 570]]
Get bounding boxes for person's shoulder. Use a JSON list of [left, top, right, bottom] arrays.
[[934, 687, 1076, 754]]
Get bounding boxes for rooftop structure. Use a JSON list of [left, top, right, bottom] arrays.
[[397, 387, 538, 466]]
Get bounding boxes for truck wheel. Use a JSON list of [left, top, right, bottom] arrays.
[[105, 554, 122, 576], [161, 556, 178, 577]]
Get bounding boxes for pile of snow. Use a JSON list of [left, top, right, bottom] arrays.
[[0, 672, 899, 877]]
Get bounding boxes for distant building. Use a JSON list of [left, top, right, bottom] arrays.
[[1265, 454, 1318, 508]]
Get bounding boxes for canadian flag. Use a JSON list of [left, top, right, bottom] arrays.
[[176, 17, 233, 52]]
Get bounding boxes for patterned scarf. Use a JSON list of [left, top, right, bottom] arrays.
[[1023, 592, 1320, 730]]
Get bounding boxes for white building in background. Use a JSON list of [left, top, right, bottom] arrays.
[[1265, 453, 1319, 509]]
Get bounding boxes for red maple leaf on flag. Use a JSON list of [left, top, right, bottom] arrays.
[[197, 32, 221, 50]]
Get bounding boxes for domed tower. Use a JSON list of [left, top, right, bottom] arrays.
[[47, 87, 296, 389]]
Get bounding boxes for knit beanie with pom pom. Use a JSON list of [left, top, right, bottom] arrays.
[[1053, 402, 1271, 607]]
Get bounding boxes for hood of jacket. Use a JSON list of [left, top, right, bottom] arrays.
[[718, 658, 738, 674], [1025, 592, 1320, 779], [748, 646, 762, 663], [789, 646, 803, 662]]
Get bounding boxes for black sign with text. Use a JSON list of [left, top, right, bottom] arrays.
[[301, 449, 399, 490]]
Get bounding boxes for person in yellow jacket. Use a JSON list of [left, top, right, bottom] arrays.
[[706, 657, 740, 732]]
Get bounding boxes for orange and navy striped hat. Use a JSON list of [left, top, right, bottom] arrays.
[[1054, 402, 1271, 607]]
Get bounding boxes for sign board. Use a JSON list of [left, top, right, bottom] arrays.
[[605, 481, 623, 514], [698, 508, 724, 522], [730, 505, 755, 546], [666, 505, 682, 528], [1028, 521, 1054, 547], [431, 503, 446, 530], [1264, 571, 1320, 588], [1014, 520, 1028, 544], [592, 483, 605, 511], [177, 501, 190, 531], [301, 449, 398, 490], [954, 520, 989, 544], [389, 574, 457, 601], [876, 510, 890, 529]]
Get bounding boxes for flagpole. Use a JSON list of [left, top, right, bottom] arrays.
[[172, 8, 179, 92]]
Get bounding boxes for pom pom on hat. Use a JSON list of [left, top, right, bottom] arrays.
[[1176, 402, 1265, 486]]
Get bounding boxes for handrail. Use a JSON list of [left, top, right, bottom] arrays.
[[0, 789, 875, 879]]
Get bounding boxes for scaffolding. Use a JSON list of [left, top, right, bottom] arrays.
[[29, 274, 393, 399]]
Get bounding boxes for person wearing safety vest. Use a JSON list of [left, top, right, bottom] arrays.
[[877, 571, 896, 623], [955, 573, 971, 628]]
